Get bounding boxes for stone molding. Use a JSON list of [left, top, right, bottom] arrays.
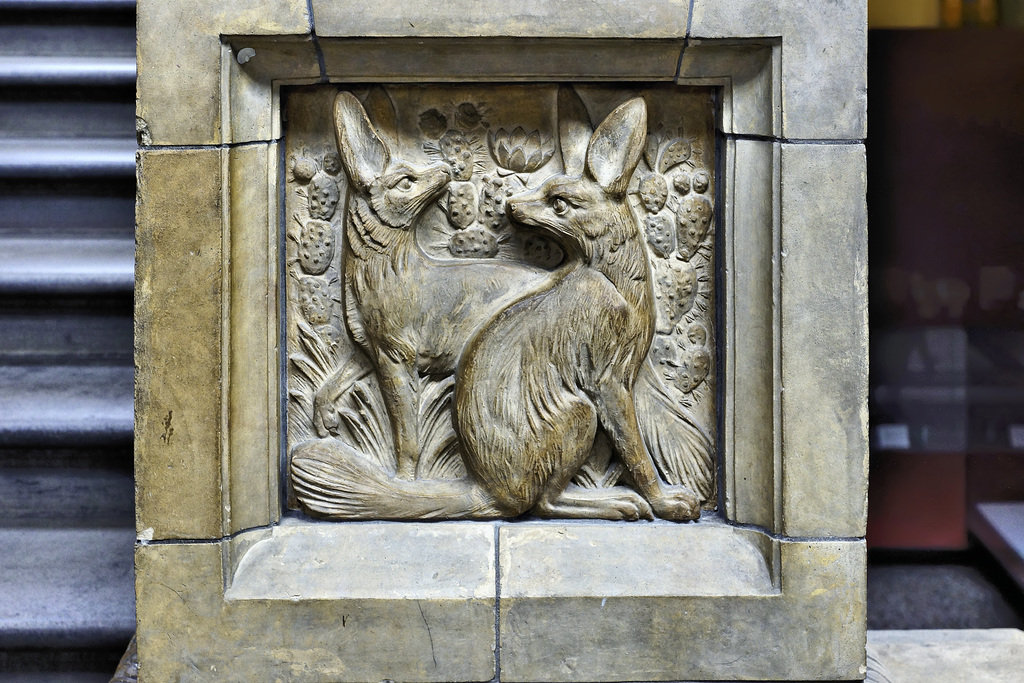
[[135, 1, 867, 680]]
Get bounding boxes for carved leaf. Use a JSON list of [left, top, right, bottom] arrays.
[[338, 380, 393, 472], [416, 377, 467, 480], [643, 133, 660, 171], [446, 181, 477, 229], [638, 172, 668, 213], [635, 362, 715, 503], [651, 258, 698, 334], [658, 138, 692, 174], [644, 211, 675, 258], [296, 218, 335, 275], [676, 195, 714, 261]]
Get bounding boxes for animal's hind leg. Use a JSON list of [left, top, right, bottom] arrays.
[[530, 402, 654, 521]]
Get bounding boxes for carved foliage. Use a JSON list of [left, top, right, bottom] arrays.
[[284, 85, 717, 520]]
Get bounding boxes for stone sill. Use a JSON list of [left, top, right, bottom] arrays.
[[226, 516, 777, 601]]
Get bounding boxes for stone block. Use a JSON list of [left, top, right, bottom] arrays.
[[136, 0, 311, 146], [136, 525, 497, 682], [689, 0, 867, 140], [721, 137, 779, 530], [499, 521, 775, 599], [677, 42, 779, 138], [499, 539, 866, 681], [311, 0, 691, 39], [868, 629, 1024, 683], [135, 149, 224, 540], [780, 143, 868, 538], [226, 142, 279, 534], [319, 39, 684, 82]]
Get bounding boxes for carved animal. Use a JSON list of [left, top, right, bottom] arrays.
[[293, 94, 707, 521], [453, 97, 700, 520], [325, 90, 543, 480]]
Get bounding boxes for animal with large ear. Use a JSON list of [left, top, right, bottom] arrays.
[[294, 89, 709, 520], [453, 96, 702, 520], [557, 87, 716, 507], [301, 89, 544, 483]]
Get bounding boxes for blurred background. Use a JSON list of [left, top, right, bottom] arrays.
[[0, 0, 1022, 679], [865, 0, 1024, 631]]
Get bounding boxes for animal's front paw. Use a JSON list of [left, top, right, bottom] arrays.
[[608, 492, 655, 521], [650, 486, 701, 521]]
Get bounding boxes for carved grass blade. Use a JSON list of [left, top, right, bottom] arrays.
[[635, 361, 715, 503]]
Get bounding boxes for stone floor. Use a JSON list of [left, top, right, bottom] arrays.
[[868, 549, 1024, 630], [867, 629, 1024, 683]]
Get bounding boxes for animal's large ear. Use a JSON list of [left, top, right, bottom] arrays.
[[334, 91, 390, 192], [362, 87, 398, 148], [585, 97, 647, 196], [558, 86, 592, 177]]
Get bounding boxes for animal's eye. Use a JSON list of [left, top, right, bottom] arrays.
[[397, 177, 414, 191], [551, 197, 569, 215]]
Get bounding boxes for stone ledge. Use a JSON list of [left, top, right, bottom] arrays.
[[868, 629, 1024, 683]]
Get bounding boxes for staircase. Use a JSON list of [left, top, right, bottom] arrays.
[[0, 0, 136, 679]]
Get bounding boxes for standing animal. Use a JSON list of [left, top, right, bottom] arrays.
[[325, 90, 543, 480], [292, 92, 709, 521], [453, 97, 700, 520]]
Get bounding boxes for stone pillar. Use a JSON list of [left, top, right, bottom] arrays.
[[135, 1, 867, 680]]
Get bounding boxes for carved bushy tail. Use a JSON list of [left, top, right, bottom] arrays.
[[290, 440, 503, 520], [635, 360, 716, 504]]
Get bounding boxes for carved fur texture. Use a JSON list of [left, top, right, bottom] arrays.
[[455, 97, 701, 521], [330, 90, 543, 480]]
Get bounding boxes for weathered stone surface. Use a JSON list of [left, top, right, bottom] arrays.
[[500, 521, 774, 598], [136, 539, 497, 682], [134, 2, 869, 680], [689, 0, 867, 140], [319, 38, 683, 82], [499, 539, 866, 682], [227, 521, 495, 600], [226, 39, 320, 143], [136, 0, 311, 145], [868, 629, 1024, 683], [677, 42, 778, 137], [226, 142, 278, 534], [135, 149, 224, 540], [311, 0, 691, 38], [721, 137, 778, 530], [780, 143, 868, 539]]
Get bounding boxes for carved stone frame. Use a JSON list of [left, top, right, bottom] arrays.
[[135, 2, 866, 681]]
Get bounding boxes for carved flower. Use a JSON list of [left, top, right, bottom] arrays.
[[322, 151, 342, 176], [455, 102, 484, 130], [419, 108, 448, 138], [489, 127, 555, 174]]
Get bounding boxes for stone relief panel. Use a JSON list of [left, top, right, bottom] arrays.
[[283, 84, 717, 521]]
